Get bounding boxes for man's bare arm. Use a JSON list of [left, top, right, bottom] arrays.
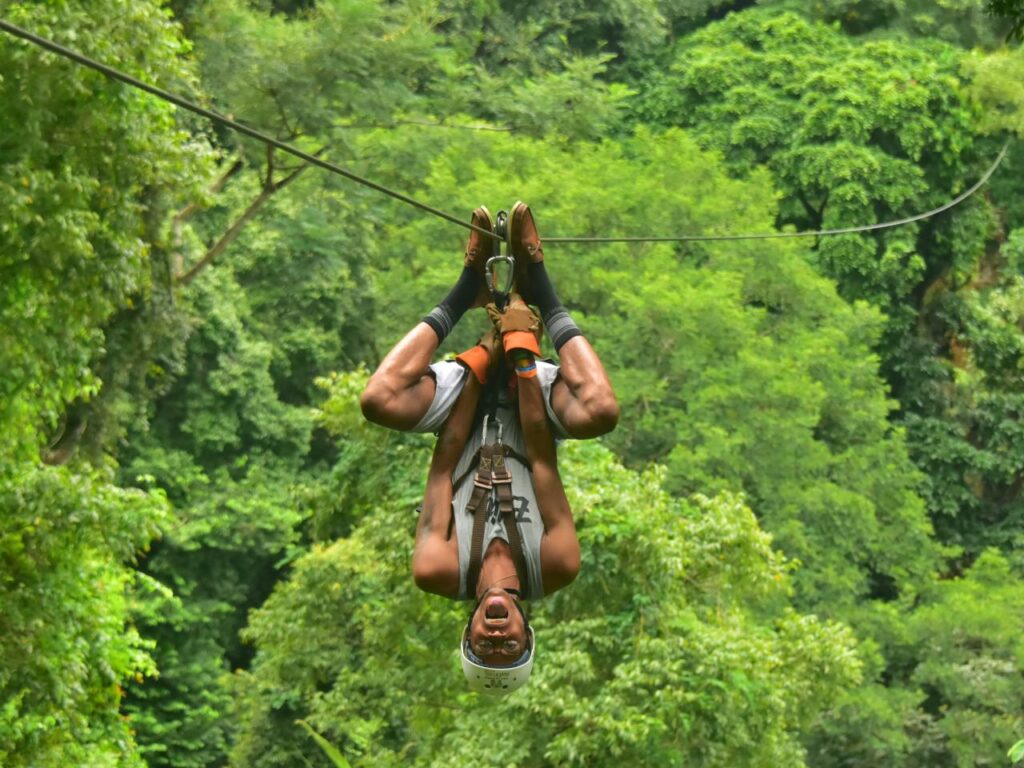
[[361, 323, 440, 431], [549, 335, 619, 439]]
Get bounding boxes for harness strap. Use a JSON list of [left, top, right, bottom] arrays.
[[464, 444, 494, 596], [492, 451, 530, 597]]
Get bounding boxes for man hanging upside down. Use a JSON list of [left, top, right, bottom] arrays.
[[360, 202, 618, 694]]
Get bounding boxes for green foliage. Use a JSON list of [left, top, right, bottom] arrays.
[[0, 0, 209, 461], [902, 230, 1024, 552], [232, 380, 861, 766], [119, 262, 318, 766], [964, 48, 1024, 137], [623, 12, 1024, 568], [987, 0, 1024, 39], [195, 0, 439, 143], [357, 119, 1024, 766], [806, 549, 1024, 767], [0, 463, 170, 767], [123, 574, 236, 768], [312, 370, 433, 539], [1011, 738, 1024, 764], [225, 171, 382, 402], [633, 10, 984, 309], [0, 2, 211, 766], [789, 0, 1006, 47], [804, 682, 924, 767], [5, 1, 1024, 766], [904, 550, 1024, 766], [423, 0, 717, 117], [297, 720, 353, 768]]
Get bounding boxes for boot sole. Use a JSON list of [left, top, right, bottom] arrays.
[[467, 205, 495, 277], [509, 201, 533, 301]]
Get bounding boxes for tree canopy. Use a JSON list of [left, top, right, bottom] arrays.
[[2, 1, 1023, 767]]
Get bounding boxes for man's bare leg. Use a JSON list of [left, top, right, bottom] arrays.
[[362, 207, 494, 431], [511, 350, 580, 595], [508, 201, 620, 440]]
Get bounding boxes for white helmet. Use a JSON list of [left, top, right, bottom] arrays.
[[460, 625, 536, 695]]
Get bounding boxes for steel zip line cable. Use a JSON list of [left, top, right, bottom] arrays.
[[0, 18, 495, 239], [0, 17, 1012, 245], [547, 139, 1010, 243]]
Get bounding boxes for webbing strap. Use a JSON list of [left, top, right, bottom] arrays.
[[464, 444, 494, 596], [463, 442, 530, 598], [493, 451, 530, 597]]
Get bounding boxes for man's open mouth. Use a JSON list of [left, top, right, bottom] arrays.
[[484, 597, 509, 620]]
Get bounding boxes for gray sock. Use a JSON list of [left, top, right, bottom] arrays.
[[543, 308, 583, 352]]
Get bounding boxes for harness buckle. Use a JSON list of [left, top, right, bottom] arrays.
[[491, 456, 512, 486]]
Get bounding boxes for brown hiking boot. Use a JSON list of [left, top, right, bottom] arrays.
[[508, 201, 543, 303], [465, 206, 494, 307], [465, 206, 494, 275]]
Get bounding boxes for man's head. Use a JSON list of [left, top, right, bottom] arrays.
[[460, 587, 535, 694]]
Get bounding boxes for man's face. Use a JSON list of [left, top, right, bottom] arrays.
[[466, 587, 530, 667]]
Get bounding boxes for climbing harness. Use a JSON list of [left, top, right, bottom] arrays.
[[0, 18, 1011, 247], [461, 414, 531, 598]]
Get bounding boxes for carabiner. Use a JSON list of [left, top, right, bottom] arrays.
[[486, 209, 515, 309], [485, 254, 515, 298], [480, 413, 503, 445]]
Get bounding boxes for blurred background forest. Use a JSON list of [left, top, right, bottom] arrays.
[[2, 0, 1024, 765]]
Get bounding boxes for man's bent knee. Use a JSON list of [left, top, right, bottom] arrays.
[[359, 381, 392, 426], [412, 549, 455, 596], [574, 393, 619, 438], [590, 394, 620, 436], [411, 557, 437, 592]]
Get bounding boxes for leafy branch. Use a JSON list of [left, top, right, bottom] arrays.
[[176, 146, 326, 285]]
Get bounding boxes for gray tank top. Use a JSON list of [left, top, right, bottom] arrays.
[[453, 399, 546, 601]]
